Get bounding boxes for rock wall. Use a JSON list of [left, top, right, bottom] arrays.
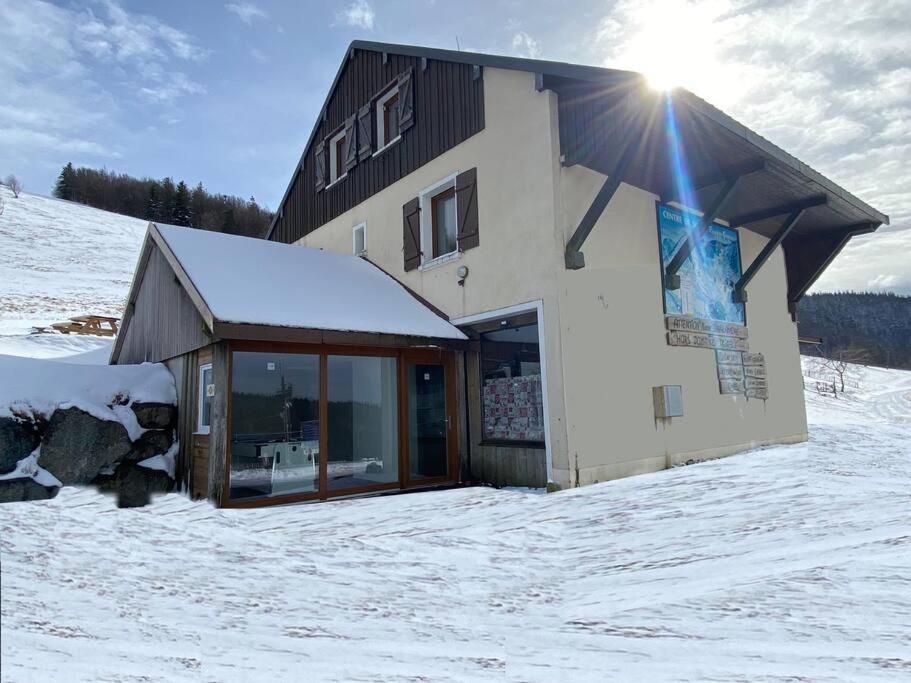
[[0, 402, 177, 508]]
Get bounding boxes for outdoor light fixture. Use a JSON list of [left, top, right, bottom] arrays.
[[457, 265, 469, 286]]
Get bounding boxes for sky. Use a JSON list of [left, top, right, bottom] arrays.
[[1, 0, 909, 291]]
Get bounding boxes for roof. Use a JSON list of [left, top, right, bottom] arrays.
[[114, 223, 466, 355], [265, 40, 887, 241]]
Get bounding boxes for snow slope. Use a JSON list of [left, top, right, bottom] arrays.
[[1, 362, 909, 682], [0, 185, 146, 339]]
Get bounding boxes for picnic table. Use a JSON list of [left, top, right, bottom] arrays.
[[50, 315, 120, 337]]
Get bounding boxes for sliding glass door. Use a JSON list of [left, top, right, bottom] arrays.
[[227, 344, 457, 505], [229, 351, 320, 501], [327, 354, 399, 491]]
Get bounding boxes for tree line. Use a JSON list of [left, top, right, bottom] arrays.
[[798, 291, 911, 370], [53, 163, 273, 238]]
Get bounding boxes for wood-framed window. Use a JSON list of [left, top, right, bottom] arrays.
[[197, 363, 213, 434], [416, 174, 458, 266], [376, 85, 400, 151], [403, 168, 478, 273], [430, 186, 457, 259], [328, 129, 347, 185]]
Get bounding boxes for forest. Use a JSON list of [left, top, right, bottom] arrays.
[[52, 163, 273, 238], [798, 292, 911, 370]]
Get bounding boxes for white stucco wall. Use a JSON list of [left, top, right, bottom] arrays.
[[294, 65, 809, 489], [555, 164, 808, 485], [296, 67, 572, 480]]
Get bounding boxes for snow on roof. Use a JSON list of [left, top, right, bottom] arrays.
[[153, 223, 466, 340]]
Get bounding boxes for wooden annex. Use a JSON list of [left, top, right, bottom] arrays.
[[111, 222, 468, 507]]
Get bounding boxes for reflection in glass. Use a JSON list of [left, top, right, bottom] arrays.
[[408, 363, 448, 479], [480, 323, 544, 443], [230, 352, 319, 500], [328, 355, 398, 490]]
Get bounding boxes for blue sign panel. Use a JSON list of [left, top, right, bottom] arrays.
[[658, 203, 745, 325]]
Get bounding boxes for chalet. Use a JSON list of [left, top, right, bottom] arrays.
[[112, 41, 888, 507]]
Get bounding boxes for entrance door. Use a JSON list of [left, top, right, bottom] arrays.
[[404, 354, 457, 484]]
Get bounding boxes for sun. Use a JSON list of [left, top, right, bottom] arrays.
[[610, 1, 726, 95]]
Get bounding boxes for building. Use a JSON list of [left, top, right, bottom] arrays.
[[112, 41, 888, 507]]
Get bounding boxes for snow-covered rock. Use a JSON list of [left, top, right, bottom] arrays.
[[38, 407, 133, 485], [0, 477, 59, 503], [0, 354, 177, 503], [0, 416, 40, 473]]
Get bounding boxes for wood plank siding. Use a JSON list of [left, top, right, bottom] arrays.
[[269, 49, 485, 245], [114, 244, 212, 364]]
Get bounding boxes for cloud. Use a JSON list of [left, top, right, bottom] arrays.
[[589, 0, 911, 242], [337, 0, 375, 30], [510, 31, 540, 59], [250, 48, 270, 64], [138, 74, 206, 104], [0, 0, 207, 188], [225, 2, 267, 25], [812, 229, 911, 295]]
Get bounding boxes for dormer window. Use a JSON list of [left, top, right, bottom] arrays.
[[328, 129, 347, 186], [376, 85, 401, 151]]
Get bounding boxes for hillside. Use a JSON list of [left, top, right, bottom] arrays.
[[1, 360, 909, 680], [0, 185, 146, 327], [799, 292, 911, 370]]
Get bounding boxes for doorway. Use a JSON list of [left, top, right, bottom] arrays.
[[402, 351, 458, 486]]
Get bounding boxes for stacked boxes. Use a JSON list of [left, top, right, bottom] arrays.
[[482, 374, 545, 441]]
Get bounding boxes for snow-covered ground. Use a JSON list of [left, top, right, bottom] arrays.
[[0, 184, 145, 357], [1, 361, 909, 682]]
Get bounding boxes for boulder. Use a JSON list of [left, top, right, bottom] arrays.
[[131, 402, 176, 430], [126, 429, 173, 462], [115, 462, 174, 508], [0, 477, 59, 503], [39, 407, 133, 485], [0, 416, 40, 474]]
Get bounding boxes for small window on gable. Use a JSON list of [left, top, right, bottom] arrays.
[[353, 222, 367, 257], [197, 363, 213, 434], [376, 85, 400, 151], [328, 129, 346, 185]]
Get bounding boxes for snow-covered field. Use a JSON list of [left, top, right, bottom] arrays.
[[1, 361, 909, 682], [0, 185, 145, 357]]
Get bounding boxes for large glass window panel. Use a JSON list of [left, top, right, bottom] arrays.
[[408, 363, 449, 479], [480, 323, 544, 443], [230, 351, 319, 500], [327, 355, 399, 490]]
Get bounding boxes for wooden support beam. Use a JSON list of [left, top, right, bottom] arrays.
[[564, 141, 639, 269], [663, 159, 765, 204], [728, 194, 827, 227], [663, 174, 741, 289], [783, 222, 876, 317], [733, 208, 806, 303]]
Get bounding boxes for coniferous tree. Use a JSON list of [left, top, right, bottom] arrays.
[[39, 165, 273, 235], [145, 183, 162, 221], [190, 182, 206, 227], [172, 180, 191, 226], [221, 208, 236, 234], [53, 162, 76, 200], [160, 177, 176, 222]]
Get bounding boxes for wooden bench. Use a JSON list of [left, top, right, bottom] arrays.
[[51, 315, 120, 337]]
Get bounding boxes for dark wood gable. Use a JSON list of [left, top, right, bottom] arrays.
[[270, 48, 485, 245]]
